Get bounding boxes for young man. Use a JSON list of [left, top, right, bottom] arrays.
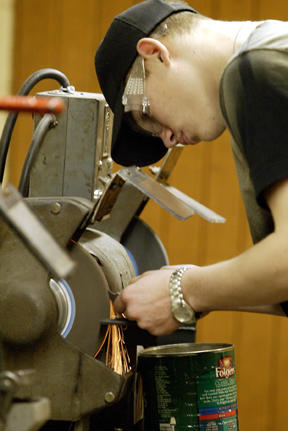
[[95, 0, 288, 335]]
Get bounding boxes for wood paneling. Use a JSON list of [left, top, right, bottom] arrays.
[[9, 1, 288, 429]]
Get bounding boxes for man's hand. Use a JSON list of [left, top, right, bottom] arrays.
[[113, 175, 288, 337], [114, 268, 182, 335]]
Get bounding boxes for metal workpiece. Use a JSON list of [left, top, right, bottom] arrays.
[[29, 90, 112, 202]]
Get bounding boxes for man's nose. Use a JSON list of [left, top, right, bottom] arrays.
[[159, 127, 178, 148]]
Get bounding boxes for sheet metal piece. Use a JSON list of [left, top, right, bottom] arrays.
[[165, 184, 226, 223], [119, 166, 226, 223]]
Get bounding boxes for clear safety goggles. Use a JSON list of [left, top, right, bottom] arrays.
[[122, 56, 162, 137]]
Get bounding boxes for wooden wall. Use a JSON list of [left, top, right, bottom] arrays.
[[7, 0, 288, 429], [0, 0, 15, 182]]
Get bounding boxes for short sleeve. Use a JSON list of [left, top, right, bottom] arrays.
[[220, 49, 288, 208], [220, 49, 288, 317]]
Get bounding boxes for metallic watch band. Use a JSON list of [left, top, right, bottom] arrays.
[[169, 266, 196, 324]]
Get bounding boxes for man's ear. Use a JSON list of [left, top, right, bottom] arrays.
[[137, 38, 170, 65]]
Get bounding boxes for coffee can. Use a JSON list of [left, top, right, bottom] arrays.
[[137, 343, 238, 430]]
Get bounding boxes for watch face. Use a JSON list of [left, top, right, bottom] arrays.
[[173, 303, 195, 324]]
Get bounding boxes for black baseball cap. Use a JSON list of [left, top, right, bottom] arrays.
[[95, 0, 197, 167]]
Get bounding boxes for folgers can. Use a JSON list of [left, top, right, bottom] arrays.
[[137, 343, 238, 431]]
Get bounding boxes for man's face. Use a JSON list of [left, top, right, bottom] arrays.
[[135, 47, 226, 149]]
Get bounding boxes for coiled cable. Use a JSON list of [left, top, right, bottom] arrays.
[[0, 68, 70, 183], [18, 113, 57, 197]]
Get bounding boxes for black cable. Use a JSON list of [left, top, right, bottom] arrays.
[[0, 68, 70, 183], [18, 113, 57, 197]]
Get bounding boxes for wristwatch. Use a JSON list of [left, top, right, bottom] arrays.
[[169, 266, 196, 324]]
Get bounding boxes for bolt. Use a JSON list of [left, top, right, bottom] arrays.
[[0, 378, 13, 390], [93, 189, 102, 200], [50, 202, 62, 215], [107, 157, 113, 169], [149, 166, 160, 176], [104, 391, 116, 404]]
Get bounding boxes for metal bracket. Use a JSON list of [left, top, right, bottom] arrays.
[[0, 370, 34, 427], [119, 166, 226, 223], [0, 184, 75, 279]]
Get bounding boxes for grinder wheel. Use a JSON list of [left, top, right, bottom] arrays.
[[60, 242, 110, 356]]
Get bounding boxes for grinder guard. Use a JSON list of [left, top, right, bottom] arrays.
[[0, 73, 224, 430]]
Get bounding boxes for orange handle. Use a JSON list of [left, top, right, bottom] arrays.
[[0, 95, 65, 114]]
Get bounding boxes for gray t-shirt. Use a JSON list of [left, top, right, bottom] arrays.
[[220, 20, 288, 243], [219, 20, 288, 315]]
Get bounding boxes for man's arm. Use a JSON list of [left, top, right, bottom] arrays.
[[114, 178, 288, 334], [185, 178, 288, 313]]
